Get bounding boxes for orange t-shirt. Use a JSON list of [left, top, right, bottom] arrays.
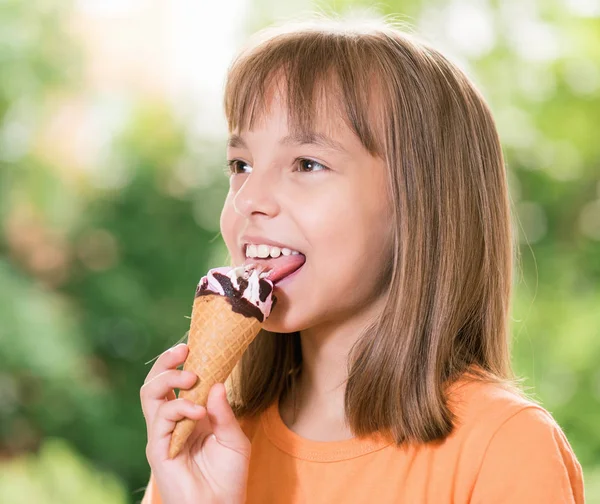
[[141, 375, 585, 503]]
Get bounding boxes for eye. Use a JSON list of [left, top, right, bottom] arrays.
[[224, 157, 329, 176], [295, 158, 328, 173], [226, 159, 251, 175]]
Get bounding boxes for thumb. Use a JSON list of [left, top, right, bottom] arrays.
[[206, 383, 248, 448]]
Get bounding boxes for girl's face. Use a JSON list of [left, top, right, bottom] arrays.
[[220, 90, 393, 333]]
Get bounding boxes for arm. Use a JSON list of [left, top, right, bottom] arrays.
[[470, 406, 585, 503]]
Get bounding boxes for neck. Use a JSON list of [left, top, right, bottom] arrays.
[[284, 294, 387, 423]]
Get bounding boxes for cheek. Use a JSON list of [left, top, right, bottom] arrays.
[[303, 196, 371, 266], [304, 195, 388, 294], [219, 197, 238, 257]]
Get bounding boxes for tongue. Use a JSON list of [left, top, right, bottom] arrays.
[[246, 254, 306, 284]]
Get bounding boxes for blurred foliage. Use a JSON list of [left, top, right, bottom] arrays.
[[0, 438, 128, 503], [0, 0, 599, 502]]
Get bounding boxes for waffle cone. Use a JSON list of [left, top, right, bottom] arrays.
[[168, 294, 262, 458]]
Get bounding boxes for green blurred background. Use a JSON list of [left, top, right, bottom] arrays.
[[1, 0, 598, 502]]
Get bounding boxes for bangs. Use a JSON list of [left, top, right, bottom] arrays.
[[223, 28, 385, 157]]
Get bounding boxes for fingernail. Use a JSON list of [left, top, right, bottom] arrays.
[[183, 371, 197, 380]]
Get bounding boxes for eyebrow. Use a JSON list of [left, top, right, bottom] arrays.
[[227, 131, 348, 154]]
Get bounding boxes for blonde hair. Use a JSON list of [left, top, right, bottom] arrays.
[[222, 16, 530, 444]]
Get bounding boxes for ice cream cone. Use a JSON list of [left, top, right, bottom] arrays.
[[168, 294, 264, 458]]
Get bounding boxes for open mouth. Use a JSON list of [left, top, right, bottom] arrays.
[[243, 253, 306, 284]]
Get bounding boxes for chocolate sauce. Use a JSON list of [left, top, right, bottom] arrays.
[[259, 279, 271, 302], [195, 272, 275, 323], [195, 278, 208, 298], [238, 278, 249, 295]]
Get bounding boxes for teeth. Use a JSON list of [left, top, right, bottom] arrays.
[[257, 244, 270, 258], [245, 244, 301, 259]]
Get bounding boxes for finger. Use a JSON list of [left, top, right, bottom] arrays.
[[206, 383, 250, 453], [140, 370, 198, 429], [188, 403, 216, 449], [144, 343, 189, 385], [148, 398, 206, 463]]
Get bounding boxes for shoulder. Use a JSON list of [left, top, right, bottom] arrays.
[[446, 378, 584, 503], [447, 372, 534, 427], [470, 405, 585, 503]]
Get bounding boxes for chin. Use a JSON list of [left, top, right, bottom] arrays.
[[261, 301, 306, 334], [261, 314, 299, 334]]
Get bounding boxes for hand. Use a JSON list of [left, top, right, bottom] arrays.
[[141, 343, 251, 504]]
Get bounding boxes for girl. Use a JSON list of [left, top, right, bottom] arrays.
[[140, 17, 585, 504]]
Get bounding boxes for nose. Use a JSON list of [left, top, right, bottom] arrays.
[[233, 168, 280, 218]]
